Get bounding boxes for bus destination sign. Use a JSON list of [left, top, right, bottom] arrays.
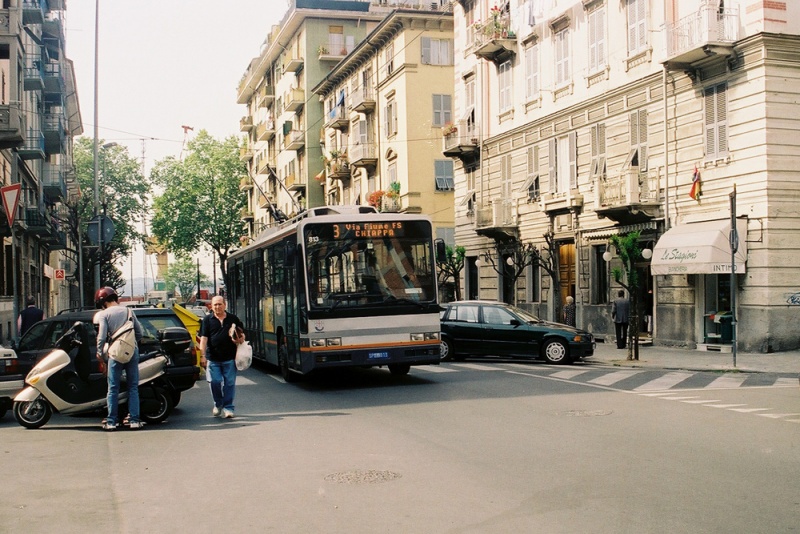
[[332, 222, 405, 239]]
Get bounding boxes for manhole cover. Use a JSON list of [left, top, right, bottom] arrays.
[[324, 470, 402, 484], [560, 409, 614, 417]]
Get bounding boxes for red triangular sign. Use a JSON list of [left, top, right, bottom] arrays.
[[1, 184, 21, 228]]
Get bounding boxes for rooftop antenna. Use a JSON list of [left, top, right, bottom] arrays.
[[179, 125, 194, 161]]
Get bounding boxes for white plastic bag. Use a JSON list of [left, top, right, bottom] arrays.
[[235, 341, 252, 371]]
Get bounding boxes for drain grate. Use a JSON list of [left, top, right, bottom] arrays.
[[560, 409, 614, 417], [324, 470, 402, 484]]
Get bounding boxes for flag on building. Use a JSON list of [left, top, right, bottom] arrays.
[[689, 165, 701, 200]]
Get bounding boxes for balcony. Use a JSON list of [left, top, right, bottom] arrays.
[[22, 0, 45, 25], [239, 116, 253, 132], [283, 129, 305, 151], [258, 85, 275, 108], [467, 16, 517, 64], [42, 13, 64, 42], [324, 106, 349, 130], [43, 162, 67, 201], [19, 130, 45, 160], [663, 6, 739, 70], [24, 55, 44, 91], [240, 207, 254, 221], [381, 195, 401, 213], [474, 199, 517, 239], [350, 143, 377, 168], [41, 228, 66, 250], [284, 88, 305, 113], [285, 173, 305, 193], [43, 61, 64, 96], [239, 177, 254, 191], [283, 50, 303, 73], [318, 42, 350, 62], [540, 190, 584, 215], [258, 192, 273, 209], [0, 104, 24, 149], [442, 120, 480, 163], [43, 112, 65, 152], [256, 156, 274, 175], [595, 168, 660, 223], [239, 147, 254, 162], [0, 8, 21, 37], [256, 118, 275, 141], [328, 159, 351, 181], [349, 87, 376, 114]]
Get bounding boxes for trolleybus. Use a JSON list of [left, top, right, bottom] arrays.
[[227, 205, 443, 381]]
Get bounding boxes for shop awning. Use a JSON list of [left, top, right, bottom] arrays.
[[651, 218, 747, 275]]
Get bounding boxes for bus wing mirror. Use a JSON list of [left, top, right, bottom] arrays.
[[435, 239, 447, 262]]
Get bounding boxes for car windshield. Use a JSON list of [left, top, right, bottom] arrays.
[[304, 221, 436, 310], [507, 305, 540, 324]]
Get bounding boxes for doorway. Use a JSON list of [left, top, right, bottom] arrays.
[[558, 242, 575, 313]]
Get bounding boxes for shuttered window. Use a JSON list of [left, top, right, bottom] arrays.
[[525, 44, 539, 99], [590, 123, 606, 180], [499, 60, 513, 112], [624, 110, 648, 171], [421, 37, 452, 65], [626, 0, 647, 54], [432, 94, 452, 127], [435, 160, 455, 191], [705, 83, 728, 160], [554, 28, 570, 86], [588, 6, 606, 72]]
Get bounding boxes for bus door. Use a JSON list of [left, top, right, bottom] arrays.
[[283, 239, 298, 349]]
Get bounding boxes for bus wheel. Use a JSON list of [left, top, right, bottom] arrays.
[[279, 344, 299, 383], [388, 363, 410, 375]]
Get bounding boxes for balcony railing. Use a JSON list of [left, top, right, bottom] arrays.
[[350, 143, 377, 167], [19, 130, 45, 160], [43, 112, 65, 152], [239, 116, 253, 132], [324, 106, 349, 130], [24, 55, 44, 91], [22, 0, 45, 25], [239, 177, 254, 191], [466, 14, 517, 63], [443, 119, 480, 157], [597, 168, 659, 209], [664, 7, 739, 68], [240, 207, 254, 221], [475, 199, 516, 231], [348, 87, 376, 113], [318, 41, 352, 61], [284, 129, 305, 151], [43, 163, 66, 201], [256, 118, 275, 141], [258, 85, 275, 108], [0, 104, 24, 148], [239, 147, 254, 162], [43, 61, 64, 95], [283, 50, 304, 73], [285, 88, 305, 112]]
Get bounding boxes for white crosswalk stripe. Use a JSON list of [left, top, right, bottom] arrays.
[[775, 378, 798, 386], [415, 365, 458, 373], [588, 370, 643, 386], [634, 371, 694, 391], [452, 363, 504, 371], [706, 375, 748, 389], [551, 369, 590, 379]]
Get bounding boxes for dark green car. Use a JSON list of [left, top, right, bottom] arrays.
[[439, 301, 595, 364]]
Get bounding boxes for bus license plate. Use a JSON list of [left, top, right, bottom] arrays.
[[368, 351, 389, 360]]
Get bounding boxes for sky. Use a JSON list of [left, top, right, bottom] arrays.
[[64, 0, 283, 297]]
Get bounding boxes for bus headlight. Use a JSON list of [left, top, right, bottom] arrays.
[[311, 338, 342, 347], [326, 338, 342, 346], [311, 339, 327, 348], [411, 332, 439, 341]]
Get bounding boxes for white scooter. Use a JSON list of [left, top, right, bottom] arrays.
[[13, 322, 173, 429]]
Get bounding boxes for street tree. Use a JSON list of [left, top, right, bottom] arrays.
[[436, 245, 465, 302], [609, 231, 647, 360], [483, 232, 559, 318], [149, 130, 248, 289], [60, 137, 148, 304], [164, 255, 209, 304]]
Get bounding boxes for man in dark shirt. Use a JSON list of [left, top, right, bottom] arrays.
[[18, 296, 45, 336], [611, 290, 630, 351], [198, 296, 245, 419]]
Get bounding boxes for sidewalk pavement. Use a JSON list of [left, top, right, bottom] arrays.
[[586, 339, 800, 375]]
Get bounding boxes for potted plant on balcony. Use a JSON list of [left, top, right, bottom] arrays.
[[485, 5, 507, 38], [318, 45, 328, 55], [367, 190, 385, 208], [386, 181, 401, 199], [442, 122, 458, 137]]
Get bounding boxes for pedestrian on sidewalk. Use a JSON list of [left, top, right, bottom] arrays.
[[611, 289, 630, 351], [563, 296, 576, 327], [198, 296, 245, 419], [18, 295, 45, 336]]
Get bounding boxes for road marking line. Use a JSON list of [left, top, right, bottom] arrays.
[[706, 375, 748, 389], [682, 399, 721, 404], [729, 407, 771, 413], [588, 370, 643, 386], [236, 376, 257, 386], [415, 365, 457, 373], [707, 404, 747, 408], [452, 363, 503, 371], [756, 413, 800, 419], [638, 392, 677, 397], [664, 396, 700, 401], [551, 369, 590, 379], [634, 371, 694, 391], [774, 378, 798, 387]]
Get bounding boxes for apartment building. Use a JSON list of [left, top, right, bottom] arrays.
[[447, 0, 800, 352], [311, 8, 456, 240], [236, 0, 389, 237], [0, 0, 82, 338]]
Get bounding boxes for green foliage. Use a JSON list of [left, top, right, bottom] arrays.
[[609, 231, 646, 359], [150, 130, 248, 287], [437, 245, 466, 301], [164, 255, 209, 304], [62, 137, 149, 302]]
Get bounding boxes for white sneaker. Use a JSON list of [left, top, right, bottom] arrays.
[[222, 409, 234, 419], [212, 406, 221, 417]]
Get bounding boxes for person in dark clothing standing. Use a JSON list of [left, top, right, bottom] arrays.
[[18, 296, 45, 336], [198, 296, 245, 419], [611, 289, 630, 350], [562, 296, 576, 327]]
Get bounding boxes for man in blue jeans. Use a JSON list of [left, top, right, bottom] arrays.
[[94, 287, 143, 431], [199, 296, 245, 419]]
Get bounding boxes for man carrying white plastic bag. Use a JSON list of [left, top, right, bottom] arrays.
[[198, 296, 245, 419]]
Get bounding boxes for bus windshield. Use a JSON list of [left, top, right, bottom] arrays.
[[304, 220, 436, 311]]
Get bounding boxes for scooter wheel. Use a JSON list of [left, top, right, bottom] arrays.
[[140, 387, 173, 425], [13, 398, 52, 429]]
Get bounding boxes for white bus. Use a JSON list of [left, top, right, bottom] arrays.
[[227, 206, 443, 382]]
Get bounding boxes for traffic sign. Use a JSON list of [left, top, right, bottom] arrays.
[[1, 183, 21, 228], [55, 269, 66, 280]]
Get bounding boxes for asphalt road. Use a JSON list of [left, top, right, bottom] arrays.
[[1, 360, 798, 533]]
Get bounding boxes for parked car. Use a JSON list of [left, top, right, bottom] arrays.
[[0, 347, 23, 419], [439, 301, 595, 364], [11, 307, 200, 405]]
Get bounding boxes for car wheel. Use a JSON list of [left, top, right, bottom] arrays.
[[440, 338, 454, 361], [542, 339, 570, 364], [388, 363, 411, 375], [141, 387, 174, 424], [13, 397, 52, 429], [279, 343, 299, 383]]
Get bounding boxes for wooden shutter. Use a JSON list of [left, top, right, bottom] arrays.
[[548, 138, 557, 193], [569, 131, 577, 190]]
